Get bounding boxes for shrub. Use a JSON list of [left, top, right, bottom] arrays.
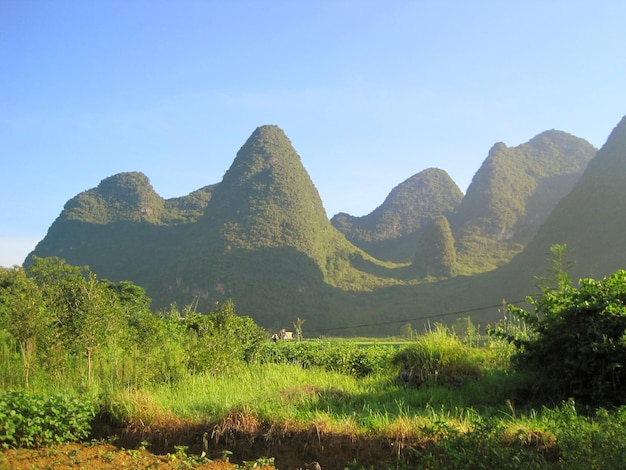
[[184, 299, 267, 375], [0, 390, 95, 448], [392, 326, 483, 387], [491, 246, 626, 406], [259, 340, 394, 377]]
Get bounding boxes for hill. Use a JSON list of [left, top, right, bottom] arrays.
[[27, 119, 624, 335], [28, 126, 399, 330], [331, 168, 463, 262], [366, 115, 626, 335], [451, 130, 596, 273], [505, 115, 626, 284]]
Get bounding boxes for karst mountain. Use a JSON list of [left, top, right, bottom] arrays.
[[27, 117, 626, 334]]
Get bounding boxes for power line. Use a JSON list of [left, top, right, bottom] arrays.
[[314, 298, 532, 333]]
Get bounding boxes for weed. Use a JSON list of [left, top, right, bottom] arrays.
[[0, 390, 94, 448]]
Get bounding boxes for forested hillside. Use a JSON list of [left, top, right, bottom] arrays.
[[331, 168, 463, 262], [27, 117, 626, 335], [451, 130, 596, 273]]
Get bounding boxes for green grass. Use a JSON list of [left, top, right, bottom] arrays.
[[4, 326, 626, 468]]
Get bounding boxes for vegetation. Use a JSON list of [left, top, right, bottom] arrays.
[[331, 168, 463, 262], [492, 244, 626, 407], [0, 390, 94, 448], [412, 215, 457, 278], [3, 252, 626, 467]]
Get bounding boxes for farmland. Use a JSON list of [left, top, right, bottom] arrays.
[[2, 256, 626, 468]]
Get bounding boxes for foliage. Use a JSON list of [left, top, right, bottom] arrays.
[[259, 340, 394, 377], [537, 400, 626, 469], [331, 168, 463, 262], [412, 215, 457, 278], [183, 299, 267, 375], [0, 267, 49, 388], [1, 257, 276, 393], [0, 390, 94, 448], [415, 415, 552, 469], [391, 326, 485, 387], [491, 245, 626, 406]]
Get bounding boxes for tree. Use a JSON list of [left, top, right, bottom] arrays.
[[400, 323, 414, 339], [291, 317, 305, 341], [184, 299, 266, 375], [0, 267, 49, 388], [68, 273, 126, 383], [491, 246, 626, 406], [27, 258, 127, 384]]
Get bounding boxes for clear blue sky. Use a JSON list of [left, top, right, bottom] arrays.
[[2, 1, 625, 267]]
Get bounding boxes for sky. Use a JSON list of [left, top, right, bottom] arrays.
[[2, 1, 626, 267]]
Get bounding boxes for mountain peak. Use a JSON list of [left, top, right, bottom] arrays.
[[220, 125, 303, 189], [201, 125, 332, 257], [331, 168, 463, 262], [60, 171, 164, 224]]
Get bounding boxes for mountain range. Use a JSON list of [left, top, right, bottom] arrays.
[[27, 116, 626, 335]]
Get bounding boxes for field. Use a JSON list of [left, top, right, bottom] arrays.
[[3, 259, 626, 468], [2, 334, 626, 469]]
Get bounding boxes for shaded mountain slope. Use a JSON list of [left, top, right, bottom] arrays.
[[331, 168, 463, 262], [356, 115, 626, 336], [28, 173, 215, 293], [26, 118, 623, 335], [452, 130, 596, 273], [28, 125, 401, 330], [505, 115, 626, 283], [156, 125, 401, 327]]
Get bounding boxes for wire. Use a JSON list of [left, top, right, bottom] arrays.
[[314, 298, 532, 333]]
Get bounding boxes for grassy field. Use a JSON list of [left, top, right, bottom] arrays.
[[2, 329, 626, 468]]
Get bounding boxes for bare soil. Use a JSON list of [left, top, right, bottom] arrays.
[[0, 411, 557, 469], [88, 414, 407, 470], [0, 442, 255, 469]]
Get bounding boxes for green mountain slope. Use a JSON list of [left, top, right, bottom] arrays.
[[57, 171, 214, 225], [452, 130, 596, 273], [156, 125, 402, 328], [367, 115, 626, 335], [331, 168, 463, 262], [28, 125, 400, 330], [507, 115, 626, 283], [26, 119, 622, 336], [28, 172, 214, 291]]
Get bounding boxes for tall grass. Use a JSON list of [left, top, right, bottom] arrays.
[[4, 323, 626, 468]]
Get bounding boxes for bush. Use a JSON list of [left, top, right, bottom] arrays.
[[0, 390, 95, 448], [259, 340, 394, 377], [493, 263, 626, 406], [183, 299, 268, 375], [392, 326, 483, 387]]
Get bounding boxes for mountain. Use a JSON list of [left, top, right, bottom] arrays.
[[29, 172, 215, 293], [331, 168, 463, 262], [54, 171, 215, 225], [506, 115, 626, 283], [451, 130, 596, 273], [28, 125, 397, 330], [331, 117, 624, 336], [156, 125, 399, 328], [27, 119, 623, 335]]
